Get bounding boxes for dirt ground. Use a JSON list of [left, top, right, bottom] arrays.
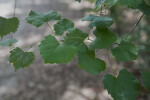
[[1, 0, 150, 100], [0, 0, 113, 100]]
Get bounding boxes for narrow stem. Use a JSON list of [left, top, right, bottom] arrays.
[[124, 13, 144, 39], [27, 41, 41, 51], [0, 47, 15, 56], [47, 22, 55, 33], [100, 6, 103, 17], [13, 0, 17, 17]]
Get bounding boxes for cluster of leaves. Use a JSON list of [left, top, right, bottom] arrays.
[[0, 0, 150, 100]]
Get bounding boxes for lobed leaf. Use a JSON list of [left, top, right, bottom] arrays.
[[0, 38, 18, 47], [82, 15, 113, 28], [111, 40, 138, 62], [103, 69, 140, 100], [26, 10, 61, 27], [54, 18, 74, 35], [78, 43, 106, 75], [0, 17, 19, 38], [89, 28, 117, 50], [63, 28, 88, 48], [38, 35, 77, 64], [90, 17, 113, 28], [9, 47, 35, 71]]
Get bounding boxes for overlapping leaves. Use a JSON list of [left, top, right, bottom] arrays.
[[38, 35, 77, 64], [0, 2, 149, 100], [54, 18, 74, 35], [89, 28, 117, 50], [78, 43, 106, 75], [63, 28, 88, 48], [82, 15, 113, 28]]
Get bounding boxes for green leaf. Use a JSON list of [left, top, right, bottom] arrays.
[[138, 1, 150, 18], [111, 41, 138, 62], [82, 15, 113, 28], [103, 69, 140, 100], [0, 38, 18, 47], [89, 28, 117, 50], [26, 10, 61, 27], [82, 14, 99, 21], [94, 0, 118, 11], [75, 0, 81, 2], [104, 0, 118, 7], [54, 18, 74, 35], [63, 28, 88, 48], [141, 71, 150, 92], [38, 35, 77, 64], [0, 17, 19, 38], [78, 43, 106, 75], [9, 47, 35, 71], [94, 0, 105, 9], [118, 0, 142, 9], [90, 17, 113, 28]]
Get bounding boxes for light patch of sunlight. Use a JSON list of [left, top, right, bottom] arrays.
[[99, 90, 113, 100], [16, 33, 43, 47], [69, 1, 92, 10], [32, 0, 51, 5], [61, 84, 94, 100], [19, 0, 50, 5], [60, 0, 93, 10], [74, 19, 90, 28], [61, 84, 113, 100], [0, 3, 13, 17], [0, 78, 18, 96]]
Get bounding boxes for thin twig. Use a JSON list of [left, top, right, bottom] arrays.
[[47, 22, 55, 33], [124, 13, 144, 39], [87, 38, 93, 41], [100, 6, 103, 17], [13, 0, 17, 17], [26, 41, 41, 51], [0, 47, 15, 56]]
